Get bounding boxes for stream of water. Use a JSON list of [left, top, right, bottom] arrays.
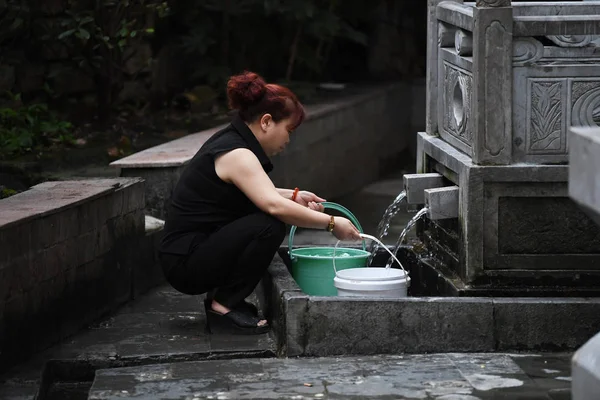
[[367, 190, 407, 266], [384, 206, 429, 269]]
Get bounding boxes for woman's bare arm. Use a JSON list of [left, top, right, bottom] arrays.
[[215, 148, 330, 229]]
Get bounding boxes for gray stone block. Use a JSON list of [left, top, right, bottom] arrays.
[[493, 298, 600, 351], [425, 186, 459, 220], [569, 126, 600, 226], [572, 331, 600, 400], [403, 173, 445, 204], [282, 292, 308, 357], [302, 297, 494, 356]]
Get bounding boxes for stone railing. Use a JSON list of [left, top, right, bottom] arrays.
[[427, 0, 600, 165], [111, 83, 421, 219], [0, 178, 163, 372]]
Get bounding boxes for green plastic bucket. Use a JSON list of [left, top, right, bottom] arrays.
[[288, 202, 369, 296]]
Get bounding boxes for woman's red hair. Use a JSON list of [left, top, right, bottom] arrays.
[[226, 71, 305, 130]]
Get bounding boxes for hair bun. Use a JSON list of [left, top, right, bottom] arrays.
[[226, 71, 267, 110]]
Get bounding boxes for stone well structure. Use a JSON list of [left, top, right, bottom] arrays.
[[417, 0, 600, 290]]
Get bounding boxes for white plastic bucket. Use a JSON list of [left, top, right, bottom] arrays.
[[334, 267, 410, 298], [332, 233, 411, 298]]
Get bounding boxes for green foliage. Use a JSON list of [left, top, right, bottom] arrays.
[[0, 1, 31, 47], [0, 92, 74, 159], [53, 1, 169, 116], [0, 187, 18, 199], [0, 0, 378, 122], [173, 0, 376, 90]]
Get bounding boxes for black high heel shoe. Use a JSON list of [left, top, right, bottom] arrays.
[[203, 299, 269, 335], [204, 298, 259, 316]]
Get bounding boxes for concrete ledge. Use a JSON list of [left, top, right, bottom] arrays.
[[110, 127, 224, 169], [264, 253, 600, 357], [110, 83, 420, 218], [0, 178, 154, 372], [302, 296, 494, 357]]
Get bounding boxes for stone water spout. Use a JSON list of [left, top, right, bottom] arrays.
[[403, 173, 445, 205], [424, 186, 459, 220]]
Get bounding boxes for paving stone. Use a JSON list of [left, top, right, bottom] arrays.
[[88, 353, 571, 399]]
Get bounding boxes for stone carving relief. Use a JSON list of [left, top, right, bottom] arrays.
[[547, 35, 593, 48], [571, 80, 600, 128], [476, 0, 511, 7], [527, 80, 564, 154], [443, 62, 473, 145], [513, 37, 544, 66], [483, 20, 510, 157]]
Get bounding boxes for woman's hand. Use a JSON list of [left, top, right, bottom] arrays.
[[295, 190, 325, 212], [332, 217, 361, 241]]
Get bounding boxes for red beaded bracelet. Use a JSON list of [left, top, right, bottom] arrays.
[[291, 187, 300, 201]]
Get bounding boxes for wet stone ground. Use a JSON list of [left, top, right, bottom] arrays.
[[0, 286, 274, 400], [89, 353, 572, 400]]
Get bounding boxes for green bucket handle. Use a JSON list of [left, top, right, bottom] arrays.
[[288, 201, 366, 261]]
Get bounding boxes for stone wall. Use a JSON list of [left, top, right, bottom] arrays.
[[113, 82, 424, 219], [0, 178, 147, 372]]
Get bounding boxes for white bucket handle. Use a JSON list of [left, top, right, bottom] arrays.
[[333, 233, 408, 276]]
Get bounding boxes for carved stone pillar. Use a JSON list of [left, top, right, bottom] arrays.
[[472, 0, 513, 165], [427, 0, 464, 136]]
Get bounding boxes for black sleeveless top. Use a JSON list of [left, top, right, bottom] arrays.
[[159, 116, 274, 255]]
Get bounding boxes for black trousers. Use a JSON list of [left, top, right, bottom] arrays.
[[159, 212, 286, 309]]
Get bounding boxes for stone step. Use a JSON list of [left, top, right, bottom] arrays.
[[0, 285, 275, 400], [87, 353, 572, 400]]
